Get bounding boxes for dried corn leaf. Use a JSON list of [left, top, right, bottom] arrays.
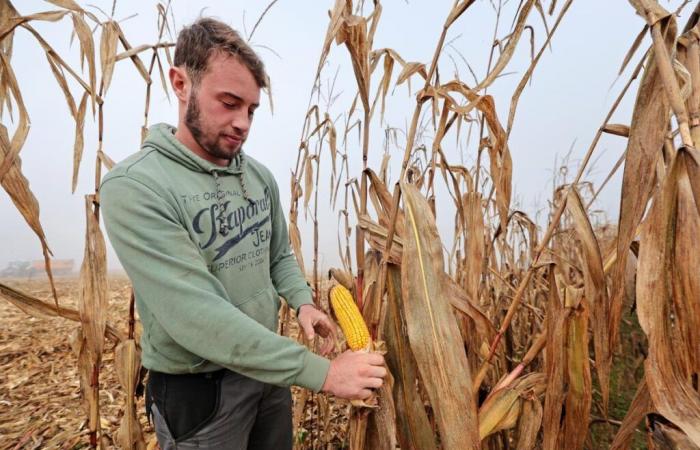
[[463, 192, 484, 305], [0, 9, 69, 41], [395, 61, 427, 87], [384, 265, 436, 450], [45, 52, 77, 118], [440, 82, 512, 226], [0, 281, 124, 342], [610, 377, 653, 450], [336, 13, 370, 112], [314, 0, 346, 84], [0, 50, 29, 182], [400, 181, 479, 450], [566, 188, 610, 414], [369, 50, 394, 123], [289, 217, 306, 273], [73, 326, 101, 445], [601, 123, 631, 137], [542, 266, 567, 450], [79, 194, 108, 359], [561, 299, 592, 450], [70, 11, 97, 113], [516, 396, 543, 450], [71, 91, 88, 193], [100, 21, 119, 95], [674, 161, 700, 372], [357, 214, 403, 264], [445, 0, 477, 29], [637, 152, 700, 446], [366, 168, 405, 237], [115, 339, 146, 450], [442, 273, 495, 347], [46, 0, 84, 11], [303, 153, 313, 214], [474, 0, 536, 92], [611, 18, 674, 356], [365, 372, 397, 450], [0, 72, 57, 304]]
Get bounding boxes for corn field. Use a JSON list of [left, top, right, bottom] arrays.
[[2, 0, 700, 448]]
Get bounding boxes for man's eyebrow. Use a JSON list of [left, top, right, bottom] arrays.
[[220, 91, 259, 107]]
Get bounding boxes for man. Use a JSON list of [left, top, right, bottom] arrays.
[[100, 18, 386, 449]]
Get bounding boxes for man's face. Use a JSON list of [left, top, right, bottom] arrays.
[[184, 52, 261, 162]]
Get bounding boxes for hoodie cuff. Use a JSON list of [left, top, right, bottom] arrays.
[[294, 351, 331, 392], [288, 288, 314, 314]]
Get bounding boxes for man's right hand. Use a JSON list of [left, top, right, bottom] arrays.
[[321, 350, 387, 400]]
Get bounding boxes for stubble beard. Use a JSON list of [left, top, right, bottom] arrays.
[[185, 89, 240, 162]]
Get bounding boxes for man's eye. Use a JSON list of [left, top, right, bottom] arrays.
[[222, 102, 237, 109]]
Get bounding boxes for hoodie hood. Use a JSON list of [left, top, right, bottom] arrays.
[[143, 123, 245, 175], [143, 122, 252, 201]]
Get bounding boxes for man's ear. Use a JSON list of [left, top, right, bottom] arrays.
[[169, 66, 190, 102]]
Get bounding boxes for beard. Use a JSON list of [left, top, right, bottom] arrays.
[[185, 89, 241, 162]]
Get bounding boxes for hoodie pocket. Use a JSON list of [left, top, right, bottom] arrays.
[[233, 285, 279, 331]]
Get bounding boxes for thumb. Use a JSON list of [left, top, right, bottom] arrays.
[[305, 319, 316, 340]]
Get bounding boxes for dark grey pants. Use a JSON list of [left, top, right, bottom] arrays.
[[148, 369, 292, 449]]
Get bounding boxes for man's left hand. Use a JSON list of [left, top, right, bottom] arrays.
[[297, 304, 337, 356]]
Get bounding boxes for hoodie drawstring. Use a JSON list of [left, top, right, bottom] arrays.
[[212, 154, 253, 236]]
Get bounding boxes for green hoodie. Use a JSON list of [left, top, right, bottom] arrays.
[[100, 123, 330, 392]]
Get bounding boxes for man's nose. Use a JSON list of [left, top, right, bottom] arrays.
[[231, 109, 251, 133]]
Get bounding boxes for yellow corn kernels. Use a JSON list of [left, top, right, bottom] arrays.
[[329, 284, 370, 351]]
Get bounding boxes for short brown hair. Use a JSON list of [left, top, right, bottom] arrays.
[[174, 17, 268, 88]]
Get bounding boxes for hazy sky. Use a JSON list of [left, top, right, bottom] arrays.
[[1, 0, 687, 272]]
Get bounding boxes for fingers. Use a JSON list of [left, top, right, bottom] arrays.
[[320, 335, 335, 356], [362, 365, 387, 379], [357, 388, 373, 400], [362, 351, 385, 366], [366, 377, 383, 389]]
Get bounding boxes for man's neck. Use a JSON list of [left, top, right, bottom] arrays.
[[174, 124, 230, 167]]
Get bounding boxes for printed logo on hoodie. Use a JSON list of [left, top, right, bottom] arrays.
[[192, 187, 272, 265]]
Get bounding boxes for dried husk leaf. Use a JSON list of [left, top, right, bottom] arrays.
[[400, 182, 480, 450], [478, 373, 545, 440]]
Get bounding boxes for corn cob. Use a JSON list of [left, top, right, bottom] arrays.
[[329, 284, 370, 351]]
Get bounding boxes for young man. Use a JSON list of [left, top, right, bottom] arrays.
[[100, 18, 386, 449]]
